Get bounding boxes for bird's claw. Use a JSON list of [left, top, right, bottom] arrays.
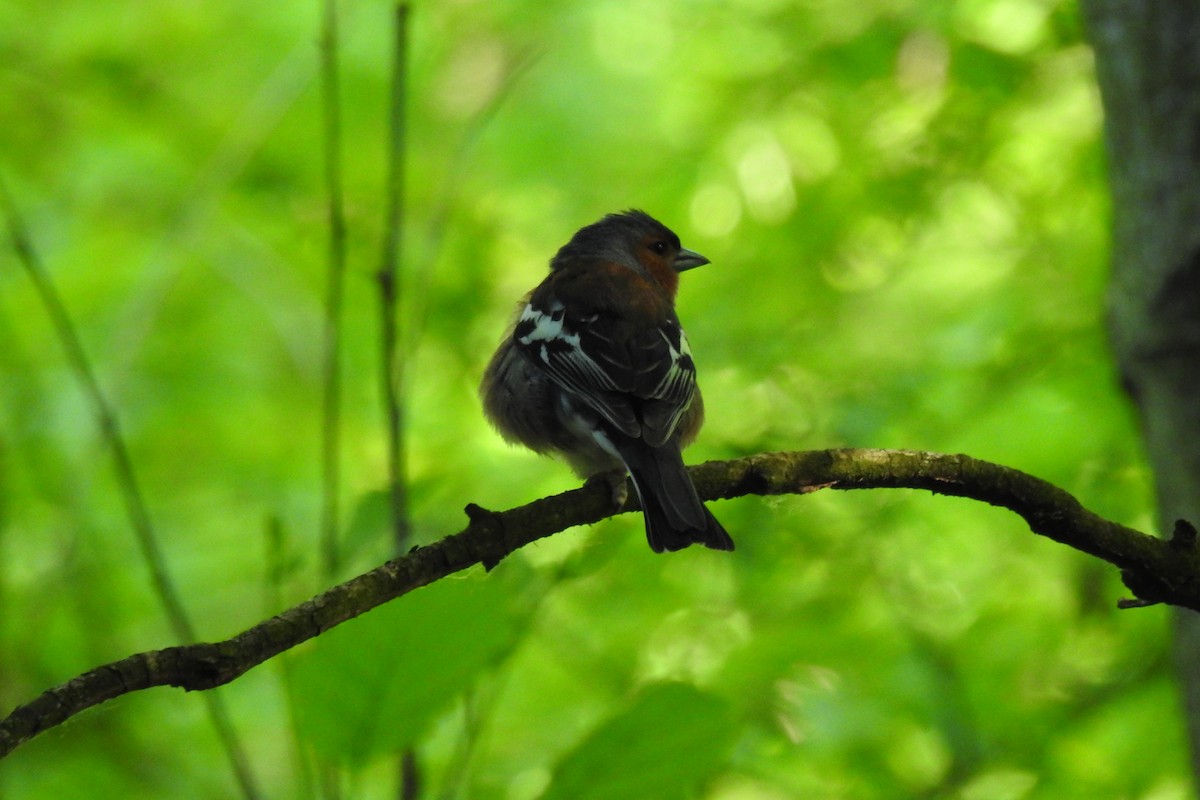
[[585, 469, 630, 511]]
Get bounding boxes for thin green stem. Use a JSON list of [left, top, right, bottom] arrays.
[[0, 183, 193, 642], [316, 2, 349, 795], [377, 8, 417, 798], [319, 0, 348, 579], [0, 177, 262, 798], [378, 2, 412, 555]]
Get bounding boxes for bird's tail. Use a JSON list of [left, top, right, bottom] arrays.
[[618, 441, 734, 553]]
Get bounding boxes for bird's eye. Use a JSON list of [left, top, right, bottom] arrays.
[[649, 240, 669, 255]]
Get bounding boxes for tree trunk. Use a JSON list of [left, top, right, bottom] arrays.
[[1082, 0, 1200, 786]]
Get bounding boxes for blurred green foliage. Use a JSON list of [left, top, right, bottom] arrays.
[[0, 0, 1185, 798]]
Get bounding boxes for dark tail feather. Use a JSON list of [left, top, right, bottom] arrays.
[[620, 442, 734, 554]]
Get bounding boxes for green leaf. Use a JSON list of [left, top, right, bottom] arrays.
[[291, 568, 521, 766], [540, 683, 735, 800]]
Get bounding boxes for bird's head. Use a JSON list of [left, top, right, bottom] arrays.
[[551, 210, 710, 296]]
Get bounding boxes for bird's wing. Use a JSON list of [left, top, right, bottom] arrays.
[[512, 296, 696, 444], [627, 319, 697, 447]]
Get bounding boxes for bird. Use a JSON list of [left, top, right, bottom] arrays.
[[480, 210, 733, 553]]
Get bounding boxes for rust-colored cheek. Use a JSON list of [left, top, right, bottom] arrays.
[[587, 262, 672, 321], [624, 274, 671, 319], [644, 259, 680, 298]]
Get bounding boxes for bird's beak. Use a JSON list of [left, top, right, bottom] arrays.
[[674, 247, 710, 272]]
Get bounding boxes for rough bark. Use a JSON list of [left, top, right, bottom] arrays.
[[1082, 0, 1200, 785]]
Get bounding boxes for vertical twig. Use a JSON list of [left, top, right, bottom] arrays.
[[400, 749, 421, 800], [378, 2, 412, 555], [377, 6, 418, 798], [317, 2, 349, 795], [0, 178, 262, 799], [318, 0, 349, 578]]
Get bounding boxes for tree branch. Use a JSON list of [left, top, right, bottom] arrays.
[[1, 448, 1194, 759]]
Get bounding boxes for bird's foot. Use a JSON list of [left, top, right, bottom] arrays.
[[585, 469, 630, 511]]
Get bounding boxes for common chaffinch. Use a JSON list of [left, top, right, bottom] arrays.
[[481, 210, 733, 553]]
